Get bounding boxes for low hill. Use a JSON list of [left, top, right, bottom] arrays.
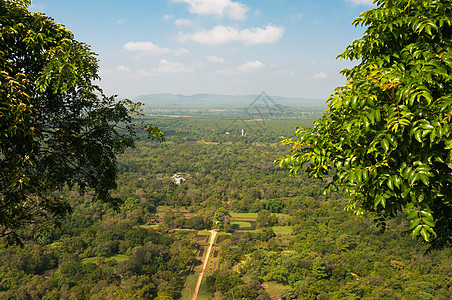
[[134, 93, 327, 111]]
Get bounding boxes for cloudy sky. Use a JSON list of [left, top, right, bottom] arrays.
[[30, 0, 376, 100]]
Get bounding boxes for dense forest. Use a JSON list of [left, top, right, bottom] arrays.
[[1, 113, 451, 299], [2, 0, 451, 299]]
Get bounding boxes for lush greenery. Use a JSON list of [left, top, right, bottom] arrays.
[[279, 0, 452, 249], [0, 0, 163, 244], [1, 114, 451, 299], [1, 1, 451, 298]]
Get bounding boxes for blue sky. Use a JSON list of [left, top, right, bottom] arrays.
[[30, 0, 376, 100]]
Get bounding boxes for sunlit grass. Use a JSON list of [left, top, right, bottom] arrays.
[[231, 221, 252, 229], [273, 226, 293, 236], [81, 254, 129, 265]]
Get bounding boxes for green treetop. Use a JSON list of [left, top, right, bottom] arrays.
[[279, 0, 452, 249], [0, 0, 163, 245]]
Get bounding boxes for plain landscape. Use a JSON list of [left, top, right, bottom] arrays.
[[2, 0, 452, 299], [1, 95, 451, 299]]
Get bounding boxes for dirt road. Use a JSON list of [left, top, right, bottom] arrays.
[[192, 229, 217, 300]]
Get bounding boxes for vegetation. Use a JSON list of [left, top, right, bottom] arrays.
[[0, 0, 163, 245], [0, 114, 450, 299], [1, 1, 451, 299], [279, 0, 452, 249]]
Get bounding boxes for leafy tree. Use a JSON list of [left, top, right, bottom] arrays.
[[256, 209, 278, 228], [213, 207, 230, 230], [279, 0, 452, 249], [311, 257, 328, 279], [255, 227, 276, 242], [265, 198, 285, 213], [0, 0, 163, 245]]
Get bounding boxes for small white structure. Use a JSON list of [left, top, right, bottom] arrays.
[[172, 173, 187, 185]]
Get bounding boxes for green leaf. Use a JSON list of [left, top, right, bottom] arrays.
[[409, 218, 421, 230], [418, 173, 429, 185], [381, 139, 390, 152], [387, 178, 394, 190], [412, 224, 422, 237], [414, 130, 423, 143], [406, 210, 418, 219], [420, 226, 430, 242]]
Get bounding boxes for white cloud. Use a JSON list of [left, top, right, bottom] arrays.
[[218, 60, 265, 75], [153, 59, 192, 73], [115, 65, 130, 72], [175, 18, 193, 26], [207, 55, 226, 63], [346, 0, 375, 5], [133, 59, 192, 77], [123, 41, 189, 56], [164, 14, 174, 20], [238, 60, 264, 72], [173, 0, 248, 20], [177, 24, 284, 45], [313, 72, 328, 79]]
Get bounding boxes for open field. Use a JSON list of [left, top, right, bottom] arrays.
[[197, 277, 209, 300], [230, 212, 293, 236], [181, 270, 214, 300], [230, 212, 259, 220], [181, 272, 198, 299], [231, 221, 253, 229]]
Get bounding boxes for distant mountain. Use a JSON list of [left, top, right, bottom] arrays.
[[134, 93, 326, 110]]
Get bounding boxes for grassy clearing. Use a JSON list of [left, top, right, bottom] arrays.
[[82, 254, 129, 265], [181, 272, 199, 299], [197, 277, 210, 300], [197, 230, 211, 236], [231, 221, 252, 229], [230, 212, 258, 220], [273, 225, 293, 236]]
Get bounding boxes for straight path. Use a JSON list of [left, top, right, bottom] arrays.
[[192, 229, 217, 300]]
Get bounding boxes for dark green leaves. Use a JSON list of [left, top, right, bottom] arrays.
[[279, 0, 452, 249], [0, 1, 163, 245]]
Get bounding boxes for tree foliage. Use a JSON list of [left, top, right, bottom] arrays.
[[278, 0, 452, 249], [0, 0, 163, 244]]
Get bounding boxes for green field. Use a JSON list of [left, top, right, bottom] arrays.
[[231, 221, 253, 229], [273, 226, 293, 236], [230, 213, 292, 235], [230, 212, 258, 220], [181, 272, 199, 299], [197, 277, 209, 300], [197, 230, 212, 236]]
